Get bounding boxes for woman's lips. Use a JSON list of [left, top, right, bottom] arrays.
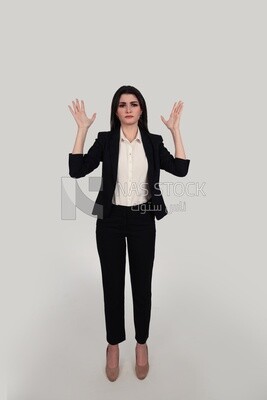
[[125, 116, 133, 118]]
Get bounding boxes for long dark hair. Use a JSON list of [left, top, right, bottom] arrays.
[[110, 85, 149, 132]]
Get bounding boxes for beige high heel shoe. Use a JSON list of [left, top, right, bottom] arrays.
[[105, 344, 119, 382], [135, 343, 149, 379]]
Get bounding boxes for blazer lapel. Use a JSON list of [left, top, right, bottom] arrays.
[[109, 125, 155, 191], [109, 125, 120, 184], [140, 127, 155, 191]]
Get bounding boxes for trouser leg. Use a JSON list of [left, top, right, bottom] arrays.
[[127, 209, 156, 344], [96, 216, 126, 344]]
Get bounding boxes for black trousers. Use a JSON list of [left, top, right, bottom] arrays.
[[95, 200, 156, 345]]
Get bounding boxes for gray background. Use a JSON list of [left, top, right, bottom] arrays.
[[2, 0, 266, 399]]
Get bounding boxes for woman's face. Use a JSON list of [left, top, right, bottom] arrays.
[[116, 93, 142, 126]]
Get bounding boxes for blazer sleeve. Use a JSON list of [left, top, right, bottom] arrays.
[[159, 135, 190, 177], [68, 132, 104, 178]]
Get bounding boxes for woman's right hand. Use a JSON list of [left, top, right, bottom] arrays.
[[68, 98, 96, 129]]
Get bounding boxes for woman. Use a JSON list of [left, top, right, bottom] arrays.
[[68, 85, 190, 381]]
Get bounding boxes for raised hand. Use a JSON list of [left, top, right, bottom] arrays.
[[160, 100, 184, 133], [68, 98, 96, 129]]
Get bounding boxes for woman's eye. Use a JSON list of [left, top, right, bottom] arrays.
[[118, 103, 139, 108]]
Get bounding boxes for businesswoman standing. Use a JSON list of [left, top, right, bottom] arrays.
[[68, 86, 190, 381]]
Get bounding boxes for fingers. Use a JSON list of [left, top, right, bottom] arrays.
[[68, 99, 83, 112], [176, 100, 183, 109], [70, 100, 78, 113], [160, 115, 167, 125], [68, 99, 85, 114], [173, 100, 184, 114], [171, 101, 182, 115], [74, 98, 81, 112], [68, 105, 75, 116]]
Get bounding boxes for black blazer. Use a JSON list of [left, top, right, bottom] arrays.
[[68, 125, 190, 220]]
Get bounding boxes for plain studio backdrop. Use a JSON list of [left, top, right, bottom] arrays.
[[1, 0, 266, 399]]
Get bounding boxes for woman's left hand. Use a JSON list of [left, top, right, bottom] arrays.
[[161, 100, 184, 132]]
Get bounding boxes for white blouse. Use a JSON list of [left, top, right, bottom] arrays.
[[112, 127, 152, 206]]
